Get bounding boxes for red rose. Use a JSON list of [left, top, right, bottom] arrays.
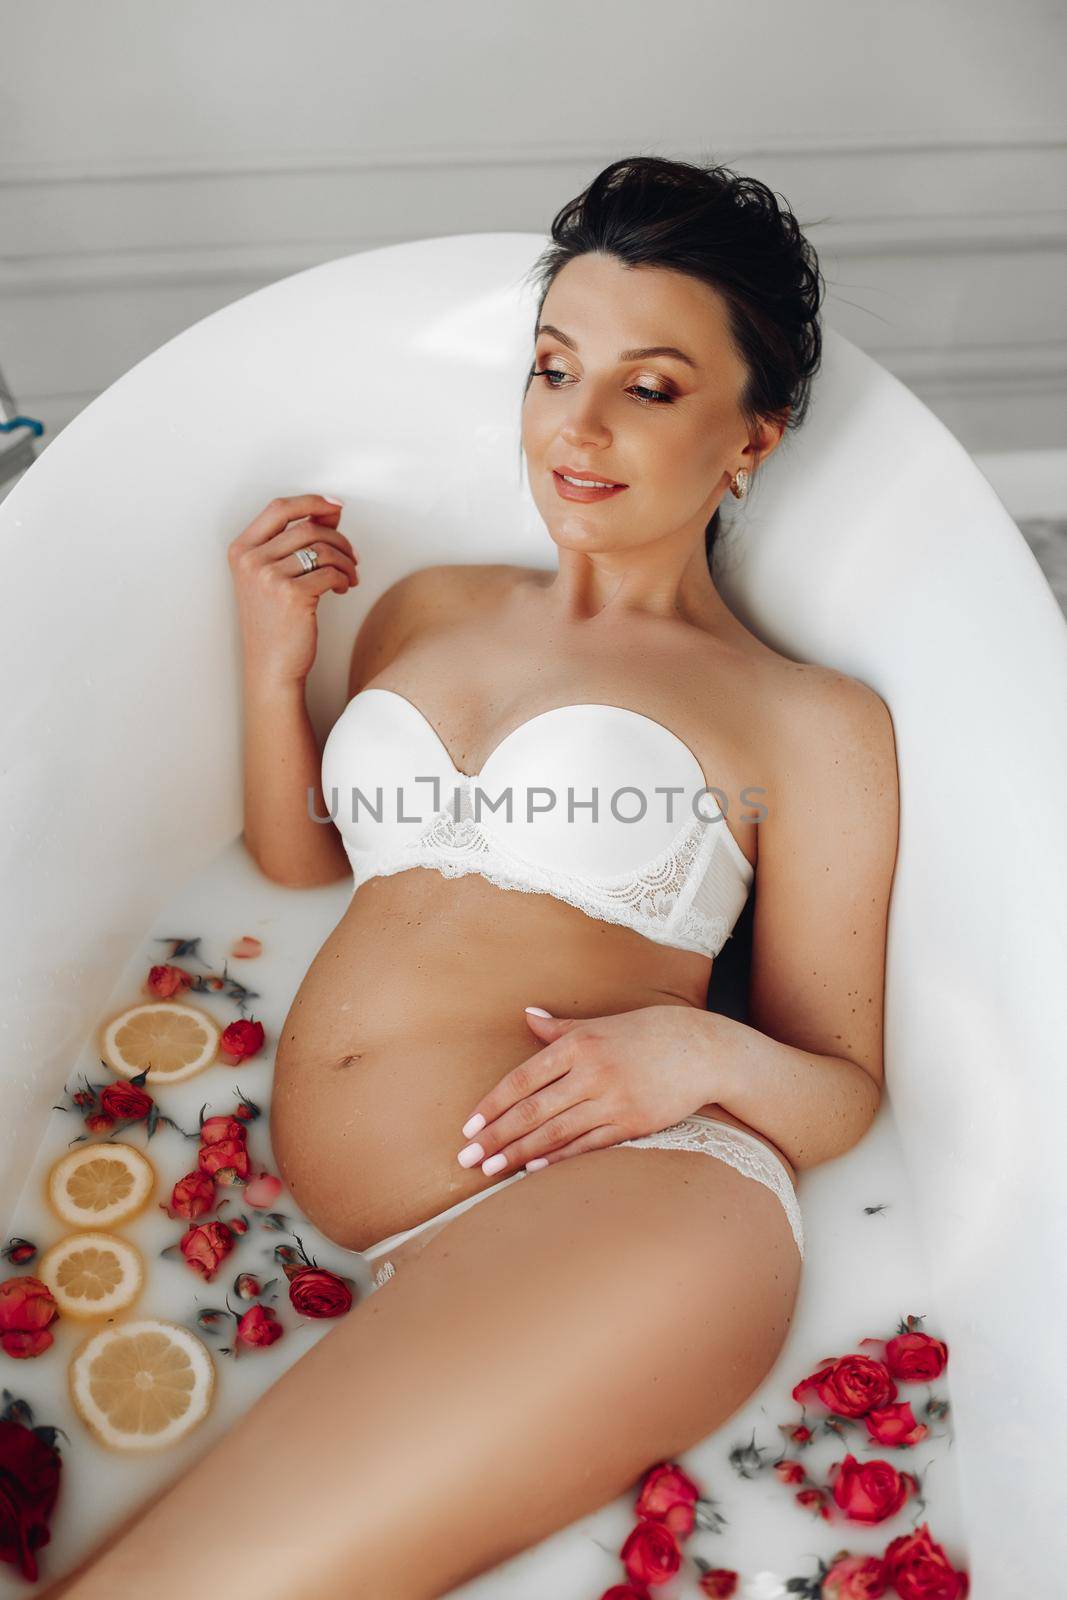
[[698, 1571, 739, 1597], [796, 1486, 832, 1519], [829, 1454, 917, 1525], [199, 1139, 251, 1190], [599, 1588, 651, 1600], [620, 1520, 680, 1587], [883, 1523, 969, 1599], [197, 1114, 250, 1182], [823, 1551, 889, 1597], [864, 1401, 928, 1448], [236, 1304, 284, 1350], [288, 1267, 353, 1319], [884, 1332, 948, 1384], [219, 1018, 265, 1062], [243, 1172, 282, 1209], [0, 1417, 62, 1582], [0, 1278, 58, 1360], [199, 1115, 248, 1145], [793, 1354, 897, 1418], [634, 1461, 700, 1539], [99, 1082, 153, 1122], [167, 1169, 217, 1220], [146, 964, 193, 998], [85, 1113, 114, 1134], [180, 1221, 234, 1282], [774, 1459, 806, 1485], [198, 1137, 250, 1183]]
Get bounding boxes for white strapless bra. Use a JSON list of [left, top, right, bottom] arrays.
[[320, 688, 755, 959]]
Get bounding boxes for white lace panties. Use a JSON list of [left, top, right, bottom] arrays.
[[613, 1114, 805, 1260], [363, 1113, 804, 1290]]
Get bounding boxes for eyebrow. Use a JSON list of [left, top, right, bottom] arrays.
[[535, 322, 701, 372]]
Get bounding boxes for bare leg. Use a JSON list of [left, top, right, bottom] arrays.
[[48, 1145, 802, 1599]]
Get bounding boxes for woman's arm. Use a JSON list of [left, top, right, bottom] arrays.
[[711, 670, 899, 1170], [239, 666, 350, 887], [240, 563, 454, 886]]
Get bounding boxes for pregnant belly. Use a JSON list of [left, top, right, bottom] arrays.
[[268, 871, 790, 1253]]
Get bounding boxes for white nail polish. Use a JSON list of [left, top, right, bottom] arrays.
[[462, 1113, 485, 1138], [525, 1006, 552, 1017]]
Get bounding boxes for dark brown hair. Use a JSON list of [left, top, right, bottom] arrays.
[[521, 154, 826, 566]]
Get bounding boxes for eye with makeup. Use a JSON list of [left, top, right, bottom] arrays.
[[530, 364, 675, 407]]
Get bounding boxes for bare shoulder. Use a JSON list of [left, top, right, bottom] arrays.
[[760, 655, 900, 879], [346, 562, 533, 696], [775, 659, 897, 768]]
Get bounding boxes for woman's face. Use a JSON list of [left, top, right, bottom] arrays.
[[521, 251, 758, 560]]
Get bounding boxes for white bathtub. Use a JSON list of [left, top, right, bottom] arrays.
[[2, 234, 1065, 1596]]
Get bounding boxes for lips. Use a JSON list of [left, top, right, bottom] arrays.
[[554, 465, 627, 487]]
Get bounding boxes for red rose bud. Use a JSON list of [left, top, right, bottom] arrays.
[[99, 1082, 153, 1122], [601, 1587, 655, 1600], [883, 1522, 969, 1600], [884, 1331, 949, 1384], [243, 1172, 282, 1209], [792, 1354, 897, 1418], [198, 1137, 251, 1182], [0, 1418, 62, 1581], [796, 1486, 833, 1520], [0, 1276, 59, 1334], [180, 1221, 235, 1282], [235, 1273, 262, 1300], [0, 1277, 59, 1360], [219, 1018, 265, 1062], [864, 1401, 928, 1448], [774, 1459, 806, 1485], [288, 1267, 353, 1319], [227, 1216, 249, 1235], [207, 977, 225, 991], [146, 964, 194, 998], [1, 1328, 55, 1359], [829, 1454, 916, 1525], [231, 936, 263, 960], [85, 1113, 115, 1134], [199, 1114, 248, 1145], [698, 1573, 740, 1598], [236, 1304, 283, 1349], [7, 1242, 37, 1267], [233, 1101, 261, 1124], [634, 1462, 701, 1539], [72, 1090, 97, 1109], [822, 1552, 890, 1598], [167, 1170, 217, 1220], [621, 1519, 681, 1587]]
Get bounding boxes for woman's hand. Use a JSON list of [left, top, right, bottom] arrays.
[[456, 1005, 719, 1177], [227, 493, 360, 686]]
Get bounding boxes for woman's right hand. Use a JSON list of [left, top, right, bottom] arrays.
[[227, 494, 360, 686]]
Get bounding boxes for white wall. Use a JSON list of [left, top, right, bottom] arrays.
[[0, 0, 1065, 461]]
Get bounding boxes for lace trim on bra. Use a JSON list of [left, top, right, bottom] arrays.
[[347, 778, 733, 958], [614, 1117, 805, 1258]]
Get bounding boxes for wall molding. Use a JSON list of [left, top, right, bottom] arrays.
[[1, 127, 1065, 187]]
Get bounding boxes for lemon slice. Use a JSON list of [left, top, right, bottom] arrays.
[[46, 1141, 156, 1229], [100, 1000, 220, 1083], [37, 1231, 145, 1320], [69, 1318, 216, 1451]]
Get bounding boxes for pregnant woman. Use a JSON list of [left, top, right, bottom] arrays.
[[49, 157, 898, 1600]]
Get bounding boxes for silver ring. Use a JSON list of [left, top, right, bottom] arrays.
[[294, 546, 319, 573]]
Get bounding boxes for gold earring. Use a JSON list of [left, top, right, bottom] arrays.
[[730, 469, 749, 499]]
